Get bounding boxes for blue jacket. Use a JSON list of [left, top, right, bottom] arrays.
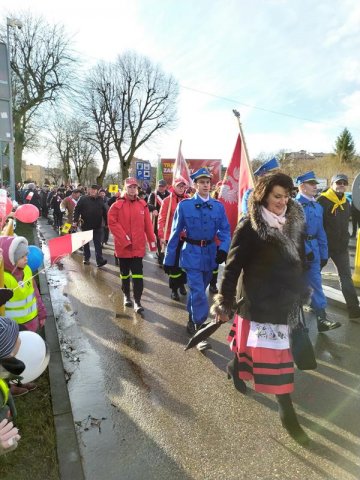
[[164, 193, 231, 271], [296, 194, 328, 261]]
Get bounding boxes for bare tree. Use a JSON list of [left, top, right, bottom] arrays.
[[3, 12, 76, 181], [77, 62, 113, 186], [45, 163, 63, 185], [46, 115, 74, 182], [71, 126, 97, 184], [81, 52, 178, 180]]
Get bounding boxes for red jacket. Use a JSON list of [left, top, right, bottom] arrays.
[[108, 195, 156, 258], [158, 193, 188, 241]]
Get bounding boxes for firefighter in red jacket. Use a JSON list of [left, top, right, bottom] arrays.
[[108, 177, 156, 313], [158, 177, 189, 301]]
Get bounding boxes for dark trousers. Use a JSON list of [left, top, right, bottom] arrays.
[[330, 249, 359, 312], [119, 257, 143, 302], [83, 228, 104, 264], [53, 211, 63, 228]]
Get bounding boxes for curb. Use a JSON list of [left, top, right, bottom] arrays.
[[34, 231, 85, 480]]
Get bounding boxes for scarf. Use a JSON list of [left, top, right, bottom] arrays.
[[261, 206, 287, 231], [320, 189, 346, 214]]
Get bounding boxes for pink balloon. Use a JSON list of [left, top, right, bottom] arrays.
[[15, 204, 40, 223], [6, 197, 13, 215]]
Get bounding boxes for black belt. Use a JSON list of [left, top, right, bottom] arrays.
[[306, 235, 316, 240], [185, 238, 213, 247]]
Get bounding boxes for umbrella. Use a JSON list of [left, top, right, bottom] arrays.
[[184, 321, 222, 351]]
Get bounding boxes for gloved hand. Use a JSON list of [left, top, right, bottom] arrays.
[[215, 249, 227, 264], [306, 251, 315, 262], [163, 265, 176, 275], [320, 258, 328, 269]]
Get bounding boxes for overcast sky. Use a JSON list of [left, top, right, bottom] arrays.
[[3, 0, 360, 170]]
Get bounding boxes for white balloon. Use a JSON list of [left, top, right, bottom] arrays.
[[15, 331, 50, 383]]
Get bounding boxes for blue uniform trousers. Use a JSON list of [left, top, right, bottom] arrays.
[[185, 268, 213, 324], [307, 262, 327, 311]]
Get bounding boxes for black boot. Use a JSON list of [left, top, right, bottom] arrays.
[[226, 356, 246, 394], [179, 284, 187, 296], [171, 289, 180, 301], [276, 394, 310, 446], [316, 309, 341, 332]]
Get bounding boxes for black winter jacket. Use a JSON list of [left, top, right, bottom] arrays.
[[317, 192, 350, 254], [73, 195, 107, 230], [212, 197, 306, 326]]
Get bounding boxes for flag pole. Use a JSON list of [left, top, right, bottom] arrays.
[[232, 109, 255, 184]]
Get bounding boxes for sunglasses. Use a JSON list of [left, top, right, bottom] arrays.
[[335, 181, 348, 186]]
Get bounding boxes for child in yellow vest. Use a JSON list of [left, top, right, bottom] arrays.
[[0, 236, 47, 395]]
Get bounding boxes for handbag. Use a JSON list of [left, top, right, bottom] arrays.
[[290, 307, 317, 370]]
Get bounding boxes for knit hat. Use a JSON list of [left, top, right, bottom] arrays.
[[12, 237, 29, 264], [0, 316, 19, 359]]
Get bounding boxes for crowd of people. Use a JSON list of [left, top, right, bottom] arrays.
[[1, 163, 359, 453]]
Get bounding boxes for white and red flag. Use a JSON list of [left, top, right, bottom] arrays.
[[219, 134, 254, 236], [47, 230, 93, 264], [25, 191, 34, 201], [172, 140, 192, 186]]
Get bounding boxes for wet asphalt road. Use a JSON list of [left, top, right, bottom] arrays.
[[38, 219, 360, 480]]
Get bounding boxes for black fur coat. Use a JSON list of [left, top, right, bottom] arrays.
[[212, 197, 306, 326]]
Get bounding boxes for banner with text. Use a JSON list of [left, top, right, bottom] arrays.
[[161, 159, 221, 185]]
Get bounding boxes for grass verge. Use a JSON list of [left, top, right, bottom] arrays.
[[0, 221, 59, 480]]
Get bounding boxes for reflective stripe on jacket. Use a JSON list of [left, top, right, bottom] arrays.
[[4, 266, 38, 324], [0, 379, 9, 406]]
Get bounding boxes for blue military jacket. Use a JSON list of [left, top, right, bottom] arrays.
[[296, 193, 328, 260], [164, 193, 231, 271]]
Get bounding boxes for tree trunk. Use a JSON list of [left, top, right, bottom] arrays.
[[96, 155, 110, 187]]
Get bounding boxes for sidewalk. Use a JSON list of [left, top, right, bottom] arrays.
[[35, 221, 85, 480]]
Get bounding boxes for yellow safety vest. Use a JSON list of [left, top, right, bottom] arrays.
[[0, 378, 9, 406], [4, 265, 38, 324]]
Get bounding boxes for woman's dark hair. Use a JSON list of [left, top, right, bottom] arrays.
[[253, 172, 294, 206]]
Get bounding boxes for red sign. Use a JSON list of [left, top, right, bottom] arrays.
[[161, 159, 221, 185]]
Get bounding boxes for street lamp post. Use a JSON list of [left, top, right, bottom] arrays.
[[6, 17, 22, 200]]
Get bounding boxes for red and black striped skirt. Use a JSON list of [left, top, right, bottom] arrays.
[[227, 314, 294, 394]]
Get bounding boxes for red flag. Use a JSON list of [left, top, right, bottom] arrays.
[[172, 141, 192, 186], [219, 134, 254, 235], [47, 230, 93, 264]]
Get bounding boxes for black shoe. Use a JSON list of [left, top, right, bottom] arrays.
[[83, 259, 90, 265], [171, 290, 180, 301], [226, 358, 247, 394], [124, 297, 132, 307], [97, 259, 107, 268], [317, 319, 341, 332], [179, 285, 187, 296], [186, 320, 197, 336], [209, 284, 218, 294], [348, 307, 360, 319], [134, 302, 144, 313]]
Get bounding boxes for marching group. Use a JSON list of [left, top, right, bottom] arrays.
[[1, 162, 360, 454]]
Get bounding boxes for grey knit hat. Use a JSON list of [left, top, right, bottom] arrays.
[[0, 316, 19, 359], [13, 238, 29, 264]]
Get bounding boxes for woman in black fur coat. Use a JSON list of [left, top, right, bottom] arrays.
[[211, 172, 310, 445]]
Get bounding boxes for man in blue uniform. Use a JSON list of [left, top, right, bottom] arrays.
[[164, 168, 231, 350], [296, 171, 341, 332]]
